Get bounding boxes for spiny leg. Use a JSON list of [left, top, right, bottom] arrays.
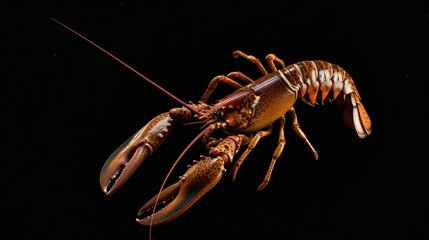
[[230, 125, 273, 182], [233, 50, 269, 76], [265, 53, 286, 72], [288, 107, 319, 160], [201, 71, 254, 102], [257, 114, 286, 190]]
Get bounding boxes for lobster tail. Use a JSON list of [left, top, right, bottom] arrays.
[[284, 61, 372, 139], [342, 92, 372, 139]]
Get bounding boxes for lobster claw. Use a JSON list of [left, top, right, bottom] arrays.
[[100, 112, 174, 195], [136, 155, 227, 226]]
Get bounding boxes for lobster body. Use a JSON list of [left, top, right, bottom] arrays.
[[133, 54, 372, 226], [210, 71, 298, 134], [97, 52, 372, 226], [52, 18, 371, 236], [203, 59, 370, 139]]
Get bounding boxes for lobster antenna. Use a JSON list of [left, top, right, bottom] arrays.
[[51, 18, 202, 116]]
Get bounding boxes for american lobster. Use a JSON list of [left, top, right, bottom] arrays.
[[53, 18, 372, 231]]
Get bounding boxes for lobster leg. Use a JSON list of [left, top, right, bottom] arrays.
[[257, 114, 287, 190], [136, 135, 247, 226], [289, 107, 319, 160], [201, 71, 254, 102], [231, 125, 273, 182], [233, 50, 269, 75], [203, 49, 285, 103], [265, 53, 286, 72]]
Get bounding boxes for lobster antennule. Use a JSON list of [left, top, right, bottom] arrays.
[[343, 92, 372, 138]]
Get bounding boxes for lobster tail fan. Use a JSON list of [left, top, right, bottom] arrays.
[[342, 92, 372, 139]]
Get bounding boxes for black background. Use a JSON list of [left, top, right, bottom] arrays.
[[3, 1, 429, 240]]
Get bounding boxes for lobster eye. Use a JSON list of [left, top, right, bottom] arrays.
[[213, 110, 224, 119]]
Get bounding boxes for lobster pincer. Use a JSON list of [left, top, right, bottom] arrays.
[[136, 135, 247, 226], [100, 106, 202, 195]]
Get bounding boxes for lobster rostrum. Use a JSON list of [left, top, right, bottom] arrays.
[[52, 19, 372, 229]]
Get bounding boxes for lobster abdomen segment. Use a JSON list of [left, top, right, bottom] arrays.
[[283, 60, 355, 104], [282, 60, 372, 138]]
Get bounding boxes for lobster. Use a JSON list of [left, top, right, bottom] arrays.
[[53, 18, 372, 232]]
